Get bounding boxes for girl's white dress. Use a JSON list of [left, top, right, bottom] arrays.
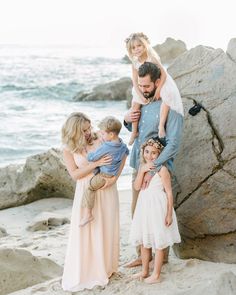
[[132, 58, 184, 116], [129, 173, 181, 250]]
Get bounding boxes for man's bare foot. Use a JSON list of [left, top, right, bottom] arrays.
[[144, 274, 162, 284], [128, 133, 138, 146], [132, 271, 149, 280], [124, 257, 142, 268], [79, 216, 94, 227]]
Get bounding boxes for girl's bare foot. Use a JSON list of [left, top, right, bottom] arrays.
[[79, 216, 94, 227], [132, 271, 149, 281], [128, 132, 138, 146], [144, 274, 162, 284]]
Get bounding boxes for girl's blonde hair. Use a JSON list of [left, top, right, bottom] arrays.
[[140, 138, 164, 164], [61, 112, 97, 153], [125, 32, 160, 63]]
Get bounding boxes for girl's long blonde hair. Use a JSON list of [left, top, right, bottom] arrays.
[[125, 32, 160, 64], [140, 138, 164, 164], [61, 112, 96, 153]]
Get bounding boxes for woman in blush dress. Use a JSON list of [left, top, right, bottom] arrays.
[[61, 112, 125, 292]]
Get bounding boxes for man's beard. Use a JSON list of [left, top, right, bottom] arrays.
[[143, 87, 156, 99]]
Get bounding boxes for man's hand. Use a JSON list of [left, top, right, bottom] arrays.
[[124, 109, 141, 123], [141, 172, 154, 190]]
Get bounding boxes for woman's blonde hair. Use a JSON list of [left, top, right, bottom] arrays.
[[140, 138, 164, 164], [61, 112, 97, 153], [125, 32, 160, 63]]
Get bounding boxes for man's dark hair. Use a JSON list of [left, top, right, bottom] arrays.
[[138, 62, 161, 82]]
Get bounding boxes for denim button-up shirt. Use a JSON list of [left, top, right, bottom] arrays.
[[87, 138, 129, 176], [125, 100, 183, 173]]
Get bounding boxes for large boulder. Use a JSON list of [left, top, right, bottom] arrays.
[[168, 41, 236, 263], [0, 247, 62, 295], [73, 77, 132, 102], [0, 148, 75, 210], [122, 37, 187, 65], [153, 37, 187, 64]]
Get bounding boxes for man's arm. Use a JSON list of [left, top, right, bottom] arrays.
[[123, 109, 141, 132], [154, 111, 183, 172]]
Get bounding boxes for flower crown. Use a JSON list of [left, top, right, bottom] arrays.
[[141, 138, 164, 153], [125, 32, 150, 44]]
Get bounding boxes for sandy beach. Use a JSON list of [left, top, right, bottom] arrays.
[[0, 183, 236, 295]]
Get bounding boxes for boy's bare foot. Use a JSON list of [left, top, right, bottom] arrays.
[[124, 257, 142, 268], [144, 274, 162, 284], [79, 216, 94, 227], [132, 271, 149, 280], [128, 133, 138, 146]]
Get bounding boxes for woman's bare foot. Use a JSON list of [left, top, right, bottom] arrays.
[[144, 274, 162, 284], [132, 271, 149, 280], [79, 216, 94, 227], [128, 132, 138, 146]]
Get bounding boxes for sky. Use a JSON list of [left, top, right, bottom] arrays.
[[0, 0, 235, 52]]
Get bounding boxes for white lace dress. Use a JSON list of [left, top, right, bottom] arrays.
[[132, 58, 184, 116], [129, 173, 181, 250]]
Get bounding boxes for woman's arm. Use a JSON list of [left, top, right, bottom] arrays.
[[158, 166, 173, 226], [63, 149, 111, 181], [132, 65, 148, 104]]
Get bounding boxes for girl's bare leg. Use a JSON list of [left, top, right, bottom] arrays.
[[144, 249, 164, 284], [132, 246, 151, 279], [158, 103, 170, 138], [129, 102, 141, 145]]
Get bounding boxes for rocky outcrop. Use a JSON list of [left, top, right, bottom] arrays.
[[73, 77, 132, 102], [0, 248, 62, 295], [168, 40, 236, 263], [27, 212, 70, 232], [153, 37, 187, 64], [123, 37, 187, 65], [0, 148, 75, 210]]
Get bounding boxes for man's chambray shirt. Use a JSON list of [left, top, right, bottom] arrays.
[[125, 100, 183, 173]]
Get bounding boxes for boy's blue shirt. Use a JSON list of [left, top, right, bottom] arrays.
[[87, 138, 129, 176]]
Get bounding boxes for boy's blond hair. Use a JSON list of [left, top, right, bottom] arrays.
[[98, 116, 122, 135]]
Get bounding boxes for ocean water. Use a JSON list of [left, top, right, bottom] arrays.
[[0, 45, 133, 182]]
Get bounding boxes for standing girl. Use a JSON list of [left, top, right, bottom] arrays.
[[129, 138, 181, 283], [125, 32, 184, 145]]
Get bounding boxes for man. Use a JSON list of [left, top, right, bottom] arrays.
[[124, 62, 183, 267]]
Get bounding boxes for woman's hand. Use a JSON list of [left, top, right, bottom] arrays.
[[101, 176, 117, 189], [165, 213, 173, 227], [95, 155, 112, 167]]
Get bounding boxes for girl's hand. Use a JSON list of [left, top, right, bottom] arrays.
[[141, 162, 155, 173], [101, 176, 117, 189], [165, 213, 173, 227], [95, 155, 112, 167]]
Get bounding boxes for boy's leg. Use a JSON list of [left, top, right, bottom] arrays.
[[80, 174, 106, 226]]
